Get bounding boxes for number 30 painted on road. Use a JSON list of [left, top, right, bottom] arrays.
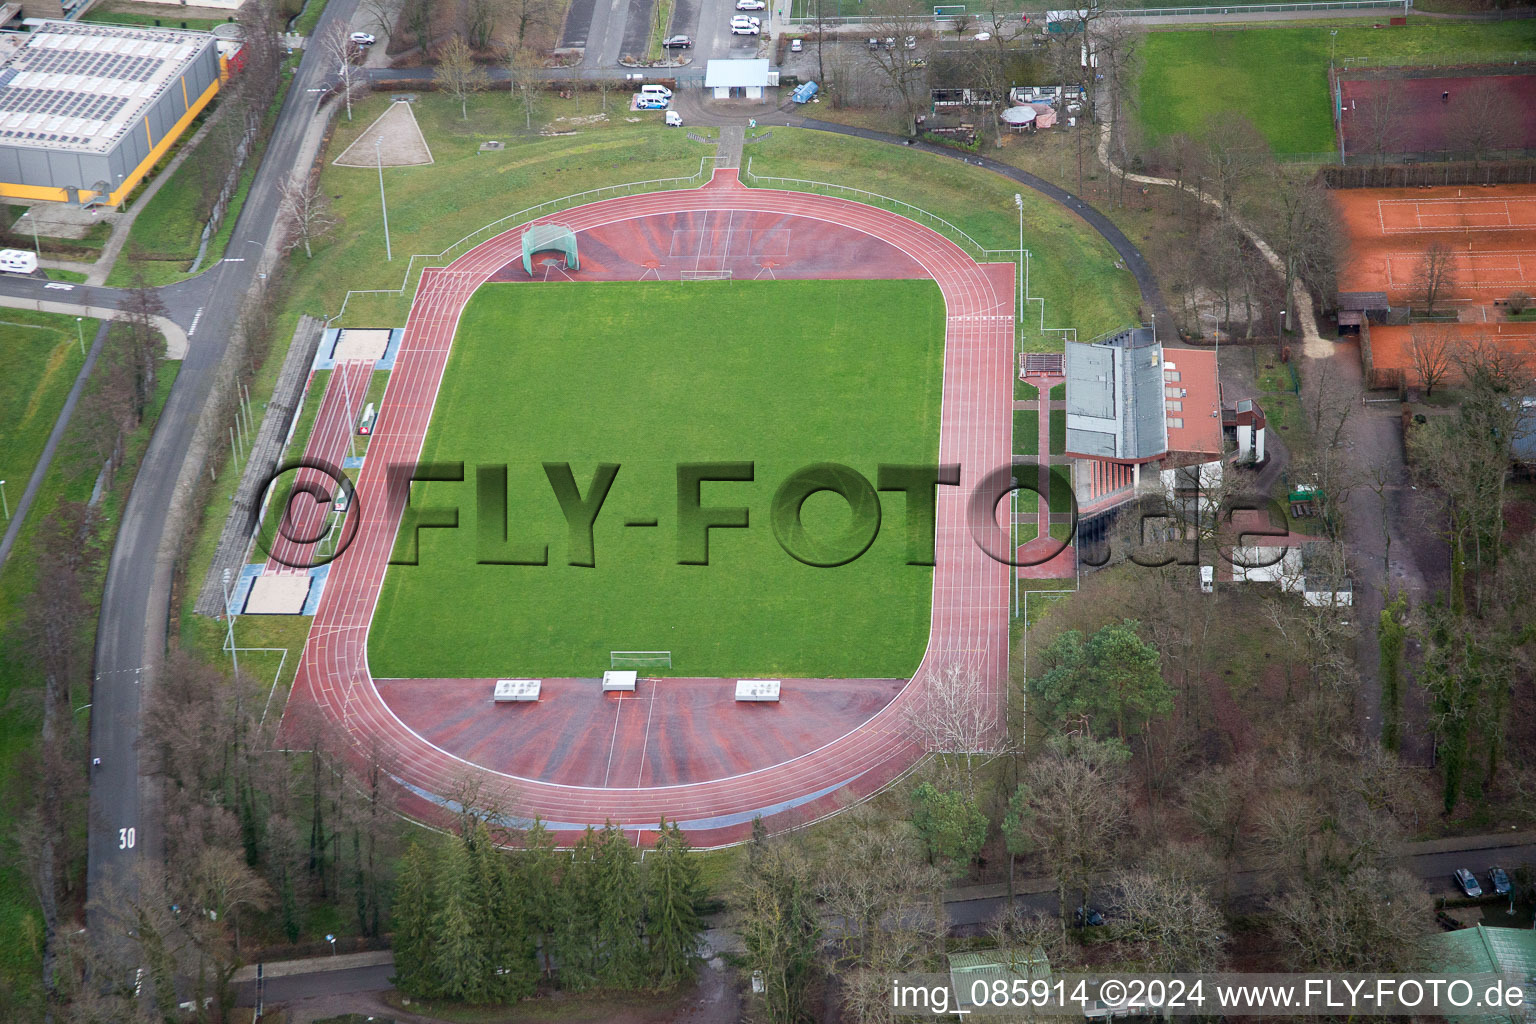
[[119, 827, 136, 850]]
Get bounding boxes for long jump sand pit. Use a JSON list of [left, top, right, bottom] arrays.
[[333, 101, 434, 167]]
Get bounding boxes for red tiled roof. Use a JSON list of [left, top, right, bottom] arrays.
[[1163, 349, 1222, 456]]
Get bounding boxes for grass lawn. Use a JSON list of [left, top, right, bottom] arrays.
[[1048, 408, 1065, 455], [81, 6, 226, 29], [1014, 409, 1039, 455], [0, 348, 175, 1011], [1134, 19, 1536, 155], [1016, 379, 1038, 401], [293, 0, 329, 36], [44, 269, 88, 284], [747, 128, 1140, 350], [0, 313, 99, 501], [368, 279, 944, 680], [1048, 465, 1072, 514], [1049, 382, 1064, 401]]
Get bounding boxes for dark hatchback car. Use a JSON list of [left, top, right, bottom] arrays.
[[664, 34, 692, 48], [1487, 866, 1512, 897]]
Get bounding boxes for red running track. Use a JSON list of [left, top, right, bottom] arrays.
[[282, 170, 1014, 845], [265, 359, 373, 574]]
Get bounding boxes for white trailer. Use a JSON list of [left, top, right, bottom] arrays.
[[0, 249, 39, 274]]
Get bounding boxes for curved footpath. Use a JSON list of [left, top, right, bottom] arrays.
[[800, 118, 1172, 328]]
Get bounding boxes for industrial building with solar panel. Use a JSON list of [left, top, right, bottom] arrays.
[[0, 20, 221, 206]]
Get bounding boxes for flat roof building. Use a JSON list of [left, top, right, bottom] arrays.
[[0, 20, 222, 206], [704, 59, 771, 99], [1064, 325, 1167, 462]]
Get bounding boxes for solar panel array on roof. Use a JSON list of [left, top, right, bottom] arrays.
[[0, 20, 215, 154], [14, 50, 161, 82]]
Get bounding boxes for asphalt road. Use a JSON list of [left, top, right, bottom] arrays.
[[946, 839, 1536, 934], [237, 963, 396, 1007], [78, 0, 363, 964]]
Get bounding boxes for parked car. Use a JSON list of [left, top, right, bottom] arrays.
[[1453, 868, 1483, 899], [730, 22, 760, 33], [1075, 906, 1105, 927], [635, 97, 669, 109], [736, 0, 766, 9], [790, 37, 802, 51], [904, 34, 917, 48], [663, 34, 692, 48], [665, 110, 683, 127], [731, 14, 761, 25], [1487, 866, 1512, 897], [349, 31, 376, 45]]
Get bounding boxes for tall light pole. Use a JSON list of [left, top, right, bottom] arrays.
[[1329, 29, 1338, 67], [1014, 193, 1024, 325], [1279, 307, 1287, 339], [376, 137, 392, 262], [75, 316, 84, 356], [0, 479, 8, 522]]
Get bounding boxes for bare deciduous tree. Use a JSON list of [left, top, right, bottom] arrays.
[[1452, 81, 1504, 158], [1270, 865, 1428, 972], [1004, 734, 1130, 936], [503, 46, 542, 128], [863, 0, 931, 135], [278, 172, 334, 259], [1412, 241, 1455, 316], [1409, 323, 1454, 395], [905, 660, 1001, 779], [321, 23, 368, 122], [436, 37, 490, 119], [462, 0, 503, 47], [1354, 81, 1405, 161], [1114, 868, 1228, 972]]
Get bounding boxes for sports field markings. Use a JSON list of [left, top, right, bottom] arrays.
[[1376, 197, 1536, 234], [634, 683, 658, 787], [1384, 250, 1536, 291]]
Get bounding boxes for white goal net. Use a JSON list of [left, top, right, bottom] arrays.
[[610, 650, 672, 669]]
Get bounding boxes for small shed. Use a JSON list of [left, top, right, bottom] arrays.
[[948, 947, 1050, 1010], [493, 679, 541, 702], [705, 59, 771, 99]]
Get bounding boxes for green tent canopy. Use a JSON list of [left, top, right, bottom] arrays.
[[521, 223, 579, 276]]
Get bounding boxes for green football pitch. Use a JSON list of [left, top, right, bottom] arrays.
[[367, 279, 946, 680]]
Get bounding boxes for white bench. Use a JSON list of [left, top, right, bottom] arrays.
[[493, 679, 541, 702], [602, 670, 638, 692], [735, 679, 781, 702]]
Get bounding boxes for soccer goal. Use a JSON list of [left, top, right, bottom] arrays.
[[610, 650, 672, 669], [680, 269, 732, 281]]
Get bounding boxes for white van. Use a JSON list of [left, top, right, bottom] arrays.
[[639, 84, 672, 101], [0, 249, 38, 274]]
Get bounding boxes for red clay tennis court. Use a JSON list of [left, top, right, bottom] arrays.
[[1337, 72, 1536, 158], [1333, 184, 1536, 307]]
